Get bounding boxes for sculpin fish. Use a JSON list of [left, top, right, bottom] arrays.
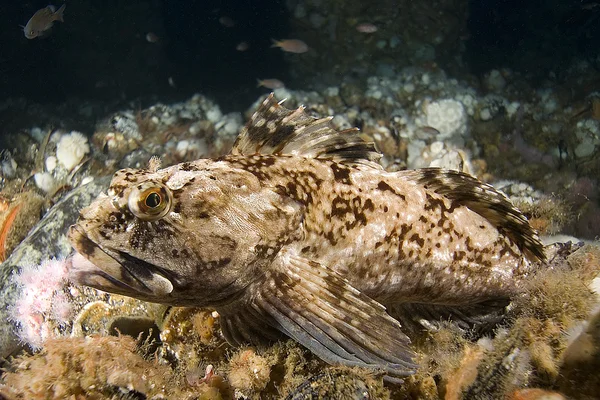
[[68, 94, 546, 381]]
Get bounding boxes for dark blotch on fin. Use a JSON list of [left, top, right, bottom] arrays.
[[231, 93, 382, 169], [403, 168, 546, 263], [246, 251, 417, 380]]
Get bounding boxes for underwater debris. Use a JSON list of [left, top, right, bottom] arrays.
[[558, 307, 600, 398], [186, 364, 234, 399], [514, 195, 572, 237], [0, 335, 175, 399], [507, 388, 566, 400], [510, 246, 598, 325], [284, 368, 388, 400], [228, 348, 273, 393], [440, 343, 486, 400]]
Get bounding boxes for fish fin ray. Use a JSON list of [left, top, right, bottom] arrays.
[[220, 308, 283, 346], [401, 167, 546, 262], [230, 93, 382, 169], [250, 250, 417, 378], [55, 4, 66, 22], [388, 299, 509, 337]]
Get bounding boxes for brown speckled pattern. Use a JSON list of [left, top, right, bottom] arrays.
[[225, 155, 535, 306], [68, 94, 545, 379]]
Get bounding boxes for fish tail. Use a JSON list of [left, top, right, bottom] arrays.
[[55, 4, 66, 22], [270, 38, 280, 48], [256, 79, 264, 88]]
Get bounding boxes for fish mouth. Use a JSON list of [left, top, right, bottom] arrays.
[[68, 224, 174, 298]]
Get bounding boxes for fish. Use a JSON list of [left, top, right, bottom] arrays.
[[356, 23, 378, 33], [256, 78, 285, 90], [236, 41, 249, 51], [581, 3, 600, 10], [68, 94, 546, 382], [23, 4, 66, 39], [145, 32, 160, 43], [271, 39, 309, 54], [219, 16, 235, 28]]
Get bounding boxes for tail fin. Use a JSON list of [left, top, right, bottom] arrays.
[[55, 4, 66, 22]]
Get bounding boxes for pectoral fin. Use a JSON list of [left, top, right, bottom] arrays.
[[246, 250, 417, 380]]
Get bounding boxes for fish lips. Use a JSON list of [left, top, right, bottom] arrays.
[[68, 224, 174, 298]]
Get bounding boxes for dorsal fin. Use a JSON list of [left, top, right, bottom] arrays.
[[231, 93, 382, 168], [403, 168, 546, 263]]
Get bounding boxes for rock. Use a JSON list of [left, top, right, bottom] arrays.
[[0, 176, 111, 358]]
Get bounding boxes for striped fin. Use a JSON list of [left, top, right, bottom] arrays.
[[231, 94, 382, 169], [401, 168, 546, 263], [255, 249, 417, 381]]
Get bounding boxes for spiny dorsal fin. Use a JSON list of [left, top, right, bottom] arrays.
[[403, 168, 546, 263], [231, 93, 382, 168]]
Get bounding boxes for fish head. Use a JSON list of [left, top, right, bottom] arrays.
[[23, 23, 38, 39], [68, 159, 303, 307]]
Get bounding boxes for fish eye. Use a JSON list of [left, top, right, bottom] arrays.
[[145, 192, 161, 208], [128, 182, 172, 221]]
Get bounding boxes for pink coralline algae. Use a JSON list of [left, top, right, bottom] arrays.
[[11, 258, 75, 349]]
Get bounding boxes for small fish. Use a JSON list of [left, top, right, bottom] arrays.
[[581, 3, 600, 10], [236, 41, 249, 51], [271, 39, 309, 53], [256, 78, 285, 89], [145, 32, 160, 43], [69, 94, 546, 382], [219, 16, 235, 28], [23, 4, 66, 39], [356, 23, 378, 33]]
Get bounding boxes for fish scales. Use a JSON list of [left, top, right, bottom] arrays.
[[68, 94, 546, 381], [224, 154, 531, 305]]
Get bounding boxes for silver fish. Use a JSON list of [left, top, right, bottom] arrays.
[[23, 4, 66, 39], [68, 94, 546, 381]]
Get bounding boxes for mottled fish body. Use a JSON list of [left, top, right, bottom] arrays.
[[69, 94, 545, 381]]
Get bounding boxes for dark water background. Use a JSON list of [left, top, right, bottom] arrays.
[[0, 0, 598, 111]]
